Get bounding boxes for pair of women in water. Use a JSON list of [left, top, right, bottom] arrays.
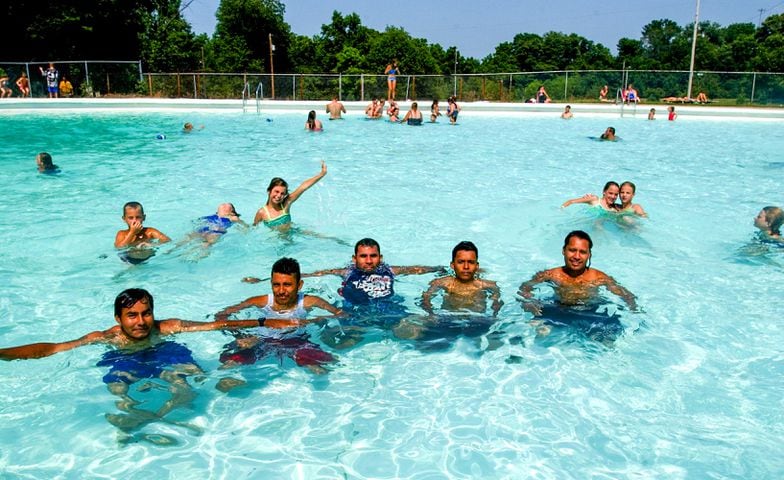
[[562, 181, 647, 217]]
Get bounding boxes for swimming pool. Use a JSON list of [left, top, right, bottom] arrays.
[[1, 106, 783, 479]]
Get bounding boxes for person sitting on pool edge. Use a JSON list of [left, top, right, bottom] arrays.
[[393, 241, 502, 346], [36, 152, 59, 173], [402, 101, 423, 125], [600, 127, 617, 141], [517, 230, 638, 338], [0, 288, 267, 433], [754, 206, 783, 243], [114, 201, 171, 264], [215, 257, 343, 390], [253, 160, 328, 228]]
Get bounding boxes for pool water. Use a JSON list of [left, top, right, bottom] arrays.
[[0, 108, 782, 479]]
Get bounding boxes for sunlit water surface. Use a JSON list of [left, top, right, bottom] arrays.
[[0, 109, 782, 479]]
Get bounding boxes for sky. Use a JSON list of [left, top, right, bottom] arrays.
[[183, 0, 784, 59]]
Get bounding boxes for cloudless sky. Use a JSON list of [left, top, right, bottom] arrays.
[[183, 0, 783, 59]]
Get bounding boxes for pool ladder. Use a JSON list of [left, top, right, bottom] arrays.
[[242, 82, 264, 114], [616, 88, 637, 118]]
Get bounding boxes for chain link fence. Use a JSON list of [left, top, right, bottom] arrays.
[[2, 61, 783, 105]]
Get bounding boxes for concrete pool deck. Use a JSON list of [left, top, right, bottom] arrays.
[[1, 98, 783, 119]]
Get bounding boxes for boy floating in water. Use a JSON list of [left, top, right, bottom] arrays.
[[114, 201, 171, 264]]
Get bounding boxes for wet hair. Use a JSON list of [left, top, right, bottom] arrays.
[[431, 99, 439, 107], [607, 127, 616, 135], [306, 110, 317, 129], [565, 105, 571, 109], [602, 181, 620, 193], [412, 102, 418, 109], [563, 230, 593, 250], [272, 257, 301, 283], [122, 201, 144, 216], [114, 288, 153, 317], [266, 177, 288, 193], [452, 241, 478, 261], [354, 237, 381, 255], [620, 181, 636, 193], [36, 152, 56, 170], [762, 206, 784, 235]]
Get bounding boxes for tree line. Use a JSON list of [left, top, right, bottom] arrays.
[[4, 0, 784, 74]]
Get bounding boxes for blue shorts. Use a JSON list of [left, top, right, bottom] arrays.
[[97, 341, 198, 384], [48, 86, 59, 94]]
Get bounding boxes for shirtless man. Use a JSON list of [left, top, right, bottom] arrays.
[[420, 241, 501, 316], [325, 96, 346, 119], [114, 201, 171, 263], [518, 230, 638, 316], [0, 288, 265, 434], [394, 241, 502, 343]]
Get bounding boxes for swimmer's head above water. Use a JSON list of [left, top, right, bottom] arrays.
[[755, 206, 783, 237], [353, 238, 383, 272], [563, 230, 593, 270], [266, 177, 289, 205]]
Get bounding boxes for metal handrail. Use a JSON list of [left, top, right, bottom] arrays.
[[241, 81, 250, 112], [255, 82, 263, 114]]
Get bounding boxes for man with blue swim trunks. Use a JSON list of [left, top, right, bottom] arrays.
[[305, 238, 443, 348], [517, 230, 638, 342], [0, 288, 265, 434]]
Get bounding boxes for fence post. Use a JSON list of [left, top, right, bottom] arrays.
[[137, 60, 143, 82], [147, 73, 152, 97], [106, 72, 110, 95], [85, 62, 90, 87], [564, 71, 568, 101], [411, 76, 416, 100], [361, 74, 364, 102], [481, 77, 486, 100], [509, 74, 513, 102], [459, 78, 463, 99], [193, 74, 197, 99], [751, 72, 757, 104], [299, 75, 304, 100], [339, 74, 342, 101]]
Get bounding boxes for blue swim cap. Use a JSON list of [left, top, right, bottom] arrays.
[[156, 134, 166, 140]]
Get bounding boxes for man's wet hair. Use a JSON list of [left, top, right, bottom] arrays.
[[563, 230, 593, 250], [114, 288, 153, 317], [452, 241, 478, 261], [122, 201, 144, 216], [354, 237, 380, 255], [272, 257, 301, 283]]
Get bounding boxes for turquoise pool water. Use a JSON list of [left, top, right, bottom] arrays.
[[0, 108, 783, 479]]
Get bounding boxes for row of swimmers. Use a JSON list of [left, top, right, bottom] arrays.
[[0, 231, 640, 408], [561, 105, 677, 121]]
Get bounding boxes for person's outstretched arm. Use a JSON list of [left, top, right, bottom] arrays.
[[561, 194, 598, 208], [391, 265, 445, 276], [301, 267, 345, 278], [0, 329, 113, 360], [287, 161, 327, 204], [213, 296, 266, 321], [159, 317, 264, 334]]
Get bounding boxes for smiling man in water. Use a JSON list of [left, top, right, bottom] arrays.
[[0, 288, 265, 436]]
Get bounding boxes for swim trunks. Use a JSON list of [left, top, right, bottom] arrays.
[[219, 331, 334, 367], [196, 214, 233, 235], [97, 341, 198, 385], [538, 304, 623, 343], [407, 118, 423, 126]]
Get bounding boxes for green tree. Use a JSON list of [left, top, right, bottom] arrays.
[[210, 0, 291, 72], [140, 0, 201, 71]]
